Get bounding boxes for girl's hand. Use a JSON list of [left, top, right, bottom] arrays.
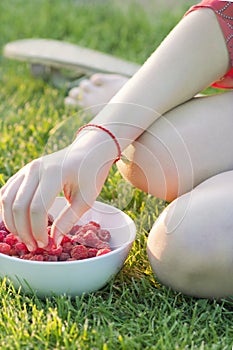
[[0, 130, 116, 251]]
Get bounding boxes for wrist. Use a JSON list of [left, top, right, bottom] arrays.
[[75, 124, 121, 163], [72, 126, 121, 164]]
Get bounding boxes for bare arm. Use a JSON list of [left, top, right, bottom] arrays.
[[91, 9, 229, 153]]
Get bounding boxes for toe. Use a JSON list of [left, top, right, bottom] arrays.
[[64, 96, 80, 106], [90, 73, 110, 86], [91, 73, 128, 86], [68, 87, 81, 99], [79, 79, 93, 92]]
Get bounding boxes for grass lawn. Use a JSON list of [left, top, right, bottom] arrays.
[[0, 1, 233, 349]]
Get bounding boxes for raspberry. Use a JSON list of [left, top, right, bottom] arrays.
[[88, 248, 98, 258], [0, 242, 12, 254], [9, 247, 17, 256], [74, 230, 99, 247], [62, 241, 74, 253], [96, 248, 112, 256], [21, 253, 34, 260], [78, 222, 100, 235], [30, 255, 44, 261], [32, 247, 44, 254], [71, 245, 89, 260], [47, 245, 62, 256], [96, 241, 110, 249], [0, 220, 9, 233], [96, 229, 111, 242], [88, 221, 101, 229], [44, 255, 58, 262], [72, 229, 110, 249], [15, 242, 29, 255], [0, 218, 112, 261], [47, 213, 54, 226], [0, 230, 7, 242], [59, 252, 71, 261], [4, 233, 18, 246], [61, 234, 71, 244], [69, 224, 81, 235]]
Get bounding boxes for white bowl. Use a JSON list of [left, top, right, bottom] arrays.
[[0, 197, 136, 297]]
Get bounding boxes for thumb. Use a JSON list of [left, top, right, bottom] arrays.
[[51, 195, 92, 246]]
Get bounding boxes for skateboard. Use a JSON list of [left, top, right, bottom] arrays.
[[3, 38, 140, 87]]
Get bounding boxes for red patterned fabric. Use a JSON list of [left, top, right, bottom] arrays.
[[185, 1, 233, 89]]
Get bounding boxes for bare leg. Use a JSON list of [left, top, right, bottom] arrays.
[[147, 170, 233, 299], [117, 91, 233, 202], [117, 91, 233, 298]]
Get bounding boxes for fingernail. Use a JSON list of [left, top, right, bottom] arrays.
[[56, 235, 63, 247], [27, 243, 36, 252], [37, 240, 47, 248]]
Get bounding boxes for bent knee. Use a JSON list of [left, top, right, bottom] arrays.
[[147, 171, 233, 299], [117, 150, 179, 202]]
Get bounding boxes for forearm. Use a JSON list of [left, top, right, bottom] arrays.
[[90, 9, 229, 151]]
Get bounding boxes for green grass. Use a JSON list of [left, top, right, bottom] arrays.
[[0, 1, 232, 349]]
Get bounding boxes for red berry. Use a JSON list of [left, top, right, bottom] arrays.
[[0, 242, 12, 254], [0, 220, 9, 233], [61, 234, 71, 244], [96, 248, 112, 257], [71, 245, 89, 260], [59, 252, 71, 261], [62, 241, 74, 253], [44, 255, 58, 262], [96, 241, 111, 249], [15, 242, 29, 255], [9, 247, 18, 256], [0, 217, 112, 262], [32, 247, 44, 254], [69, 224, 81, 235], [4, 233, 18, 246], [74, 230, 99, 247], [88, 248, 98, 258], [21, 253, 34, 260], [30, 255, 44, 261], [88, 221, 101, 229], [96, 229, 111, 242], [0, 230, 7, 242], [47, 245, 62, 256], [47, 213, 54, 226]]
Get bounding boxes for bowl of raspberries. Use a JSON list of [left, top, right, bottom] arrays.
[[0, 197, 136, 297]]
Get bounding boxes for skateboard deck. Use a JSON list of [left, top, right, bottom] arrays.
[[3, 38, 140, 79]]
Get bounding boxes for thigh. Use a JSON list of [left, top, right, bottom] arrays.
[[117, 91, 233, 201], [147, 170, 233, 299]]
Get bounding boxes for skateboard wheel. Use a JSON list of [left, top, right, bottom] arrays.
[[30, 63, 51, 79]]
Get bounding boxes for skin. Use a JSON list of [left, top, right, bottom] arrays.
[[147, 170, 233, 299], [65, 74, 129, 114], [0, 8, 232, 297]]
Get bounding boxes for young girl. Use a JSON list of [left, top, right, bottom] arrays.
[[1, 0, 233, 298]]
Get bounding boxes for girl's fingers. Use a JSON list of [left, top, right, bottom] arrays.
[[29, 168, 63, 247], [12, 167, 41, 251], [0, 173, 25, 235], [51, 194, 91, 246], [0, 166, 26, 199]]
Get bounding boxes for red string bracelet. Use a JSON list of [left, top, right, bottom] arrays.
[[76, 124, 121, 163]]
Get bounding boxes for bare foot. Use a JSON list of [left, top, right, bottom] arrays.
[[65, 73, 129, 114]]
